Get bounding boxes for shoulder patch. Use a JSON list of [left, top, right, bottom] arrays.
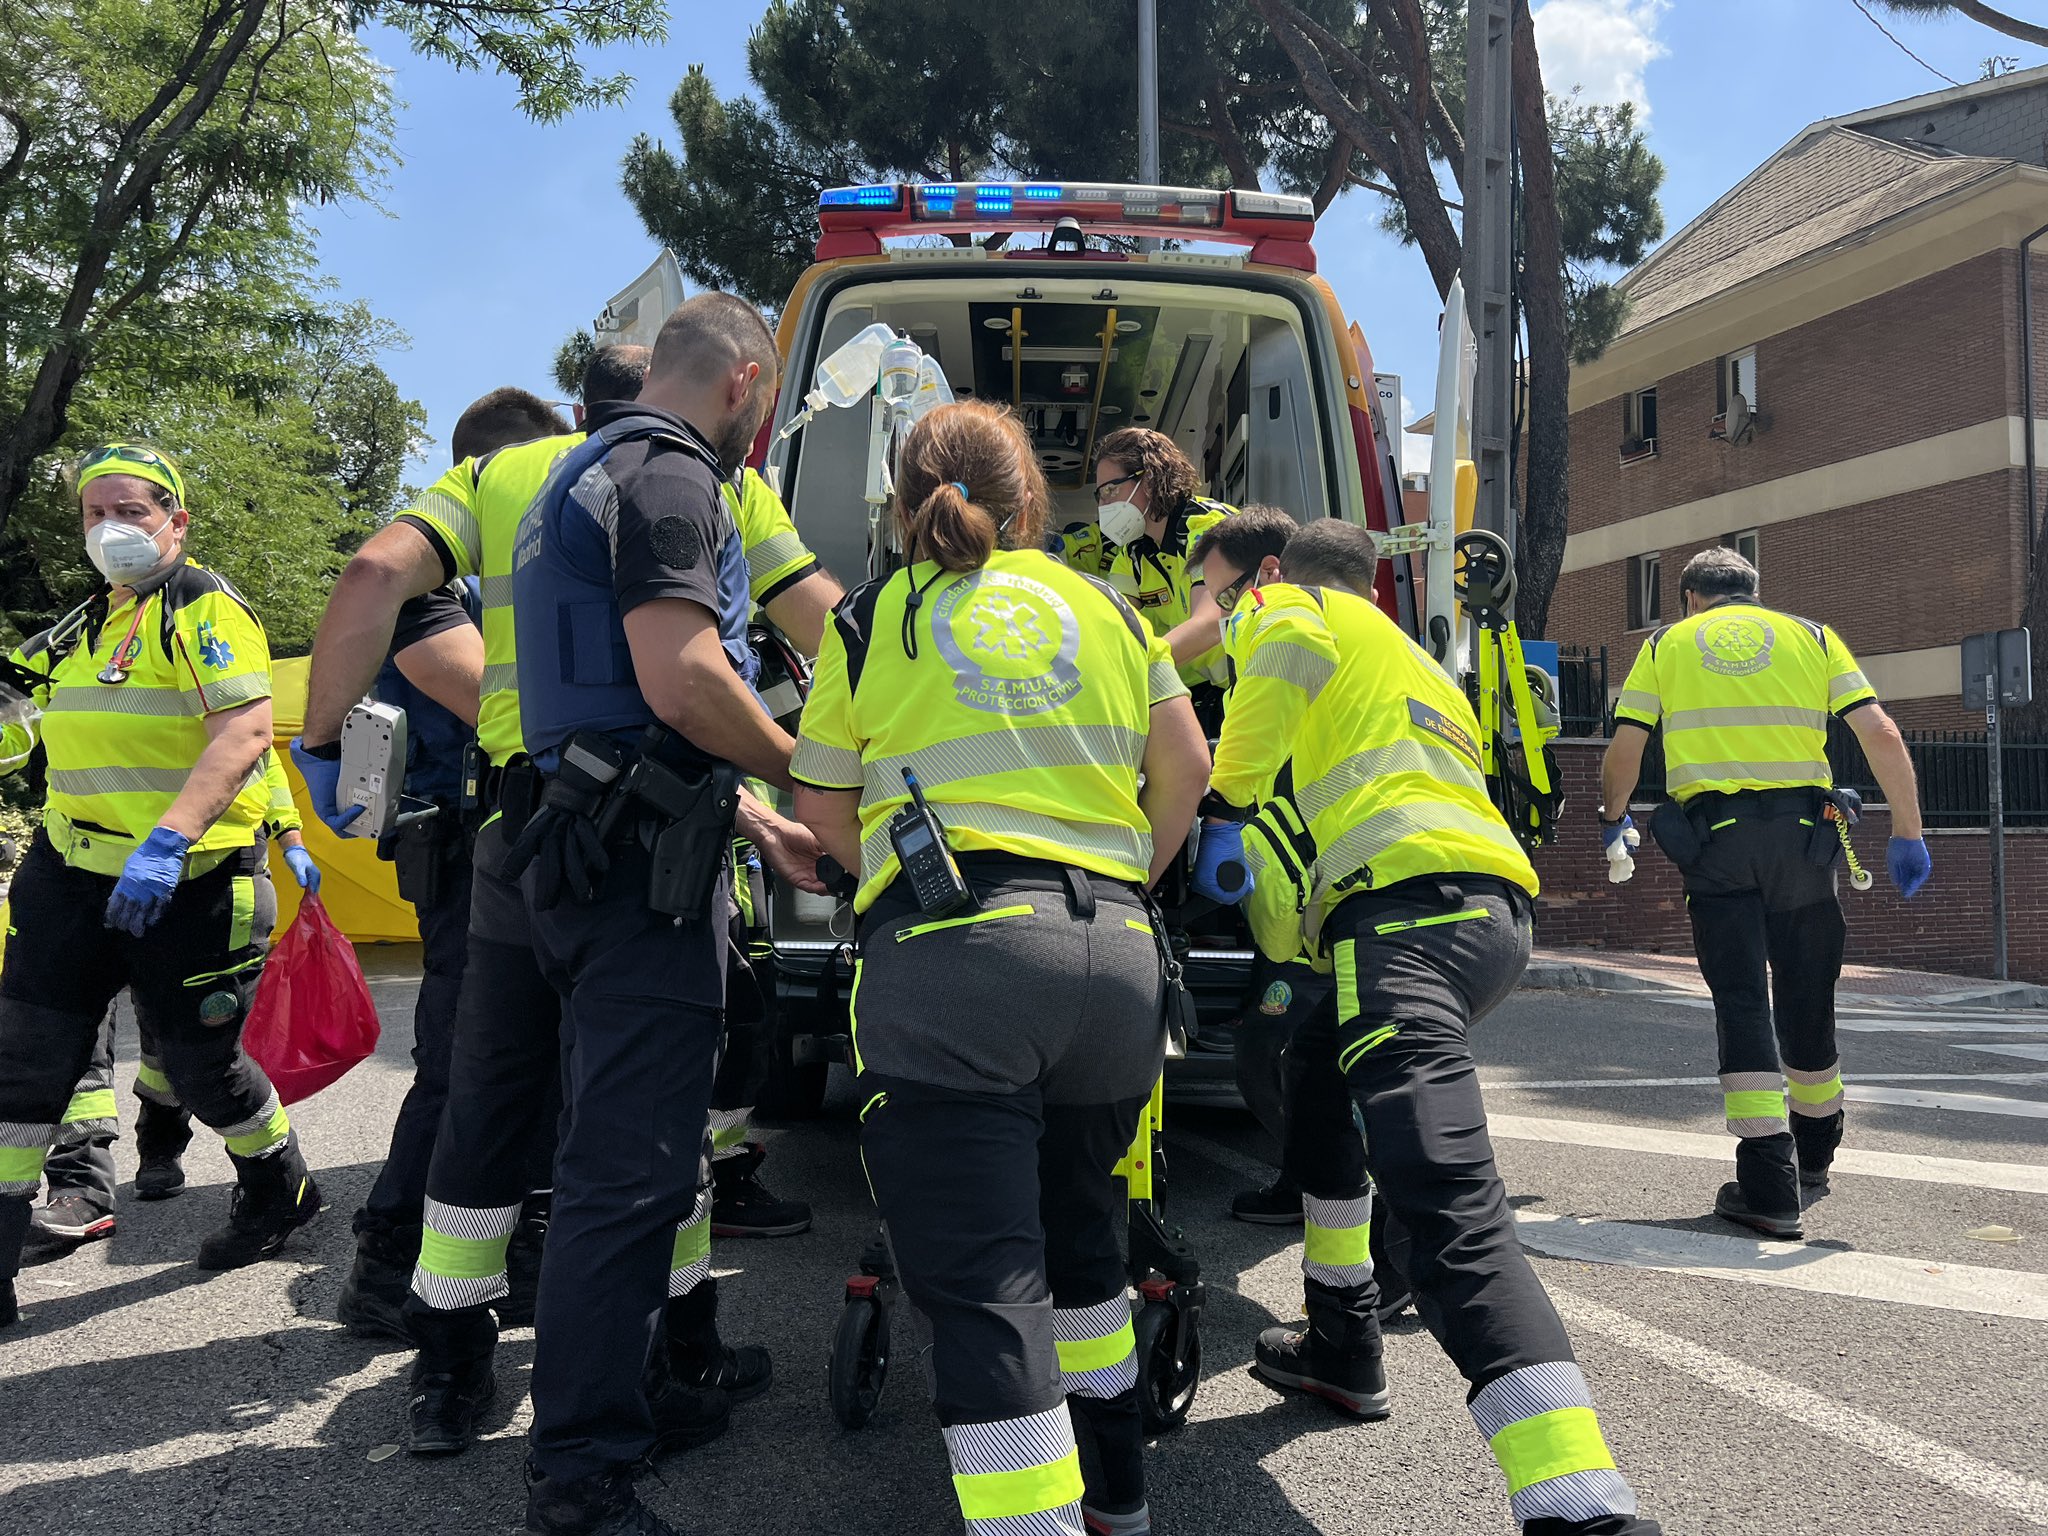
[[649, 515, 702, 571]]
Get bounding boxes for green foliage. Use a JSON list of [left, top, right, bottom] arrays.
[[1550, 96, 1666, 363], [553, 329, 598, 399], [367, 0, 669, 122]]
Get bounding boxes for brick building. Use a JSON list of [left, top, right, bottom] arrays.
[[1553, 69, 2048, 731]]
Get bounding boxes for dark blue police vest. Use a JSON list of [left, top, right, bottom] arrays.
[[372, 577, 480, 806]]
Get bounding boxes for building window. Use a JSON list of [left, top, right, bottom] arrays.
[[1723, 528, 1760, 572], [1620, 387, 1659, 462], [1719, 348, 1759, 413], [1628, 551, 1661, 630]]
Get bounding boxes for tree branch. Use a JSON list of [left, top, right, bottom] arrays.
[[1950, 0, 2048, 48], [1202, 70, 1262, 189], [0, 108, 29, 192]]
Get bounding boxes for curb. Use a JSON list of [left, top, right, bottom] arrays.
[[1520, 960, 1700, 997]]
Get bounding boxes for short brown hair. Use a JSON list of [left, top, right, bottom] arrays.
[[581, 343, 650, 406], [893, 401, 1051, 573], [1679, 546, 1759, 602], [1095, 426, 1197, 510], [1280, 518, 1378, 595], [650, 292, 779, 391], [452, 388, 569, 461]]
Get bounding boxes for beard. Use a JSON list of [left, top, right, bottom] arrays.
[[712, 401, 764, 478]]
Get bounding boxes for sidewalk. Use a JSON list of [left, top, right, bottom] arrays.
[[1524, 945, 2048, 1010]]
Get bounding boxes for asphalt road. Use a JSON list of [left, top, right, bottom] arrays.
[[3, 964, 2045, 1535]]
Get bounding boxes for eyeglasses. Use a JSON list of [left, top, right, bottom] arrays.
[[1092, 471, 1141, 504], [1212, 569, 1255, 614], [78, 444, 183, 504]]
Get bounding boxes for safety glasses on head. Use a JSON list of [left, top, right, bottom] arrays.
[[75, 442, 185, 508]]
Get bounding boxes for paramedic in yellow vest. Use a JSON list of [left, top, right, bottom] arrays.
[[0, 442, 321, 1330], [793, 401, 1211, 1536], [1192, 507, 1661, 1536], [25, 751, 319, 1259], [1600, 546, 1928, 1240]]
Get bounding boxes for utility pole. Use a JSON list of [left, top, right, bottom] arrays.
[[1462, 0, 1516, 550], [1137, 0, 1161, 186]]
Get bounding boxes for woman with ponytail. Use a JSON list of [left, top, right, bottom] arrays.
[[792, 401, 1210, 1536]]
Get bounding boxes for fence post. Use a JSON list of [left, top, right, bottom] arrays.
[[1988, 687, 2008, 982]]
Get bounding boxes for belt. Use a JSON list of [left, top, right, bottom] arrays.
[[42, 808, 242, 881], [1682, 785, 1823, 820], [1330, 871, 1530, 920]]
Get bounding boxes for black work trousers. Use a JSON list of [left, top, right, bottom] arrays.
[[523, 826, 729, 1484], [1310, 875, 1638, 1527], [1676, 794, 1846, 1205], [855, 864, 1163, 1532], [0, 833, 292, 1281], [360, 816, 474, 1239], [45, 1008, 197, 1208]]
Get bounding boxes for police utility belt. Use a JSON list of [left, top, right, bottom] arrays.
[[503, 725, 739, 921], [1648, 784, 1853, 871]]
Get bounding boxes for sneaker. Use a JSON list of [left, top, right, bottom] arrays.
[[1083, 1501, 1152, 1535], [134, 1154, 187, 1201], [408, 1356, 497, 1457], [1713, 1181, 1803, 1241], [710, 1144, 811, 1238], [1229, 1177, 1303, 1225], [22, 1196, 115, 1262], [525, 1461, 681, 1536], [665, 1278, 772, 1404], [196, 1174, 322, 1271], [337, 1239, 417, 1344], [645, 1358, 732, 1458], [1252, 1324, 1391, 1419]]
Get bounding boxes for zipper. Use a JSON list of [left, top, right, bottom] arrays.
[[1372, 906, 1491, 937], [1337, 1024, 1400, 1074], [894, 902, 1035, 943]]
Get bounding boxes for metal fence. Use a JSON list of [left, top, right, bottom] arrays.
[[1556, 645, 1609, 738]]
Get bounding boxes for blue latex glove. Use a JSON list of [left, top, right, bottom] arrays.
[[291, 735, 363, 836], [1600, 814, 1637, 855], [283, 844, 321, 894], [106, 826, 190, 936], [1192, 821, 1253, 905], [1887, 837, 1931, 900]]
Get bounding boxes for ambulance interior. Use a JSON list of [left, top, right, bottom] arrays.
[[773, 276, 1341, 591]]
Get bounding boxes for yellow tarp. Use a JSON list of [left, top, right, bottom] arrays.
[[264, 655, 417, 943]]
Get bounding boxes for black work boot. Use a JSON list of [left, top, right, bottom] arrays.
[[497, 1193, 550, 1328], [665, 1277, 771, 1402], [197, 1142, 321, 1270], [1229, 1174, 1303, 1225], [0, 1193, 29, 1329], [1072, 1390, 1148, 1534], [337, 1220, 421, 1343], [0, 1277, 15, 1330], [22, 1194, 116, 1263], [1791, 1110, 1845, 1191], [1715, 1133, 1802, 1239], [1252, 1292, 1390, 1419], [1525, 1519, 1665, 1535], [525, 1460, 682, 1536], [642, 1341, 732, 1458], [134, 1097, 193, 1201], [407, 1305, 499, 1456], [710, 1143, 811, 1238]]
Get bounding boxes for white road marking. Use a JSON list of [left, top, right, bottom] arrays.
[[1497, 1073, 2048, 1090], [1518, 1211, 2048, 1320], [1552, 1286, 2048, 1527], [1483, 1114, 2048, 1196], [1845, 1084, 2048, 1119], [1656, 997, 2048, 1033], [1960, 1044, 2048, 1063]]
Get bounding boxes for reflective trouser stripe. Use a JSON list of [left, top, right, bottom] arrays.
[[62, 1088, 118, 1126], [944, 1404, 1085, 1527], [1052, 1296, 1137, 1398], [669, 1199, 711, 1298], [413, 1198, 520, 1310], [228, 875, 255, 951], [1470, 1362, 1634, 1524], [1786, 1062, 1844, 1116], [709, 1110, 749, 1153], [1721, 1072, 1788, 1137], [221, 1096, 289, 1158], [0, 1129, 53, 1196], [1302, 1193, 1374, 1288], [849, 958, 866, 1075], [1334, 939, 1359, 1024]]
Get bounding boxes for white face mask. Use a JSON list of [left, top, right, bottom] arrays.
[[86, 519, 173, 584], [1096, 498, 1148, 550]]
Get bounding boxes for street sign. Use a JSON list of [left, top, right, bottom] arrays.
[[1961, 627, 2031, 709]]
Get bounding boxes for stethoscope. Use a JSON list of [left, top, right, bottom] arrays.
[[96, 595, 151, 685]]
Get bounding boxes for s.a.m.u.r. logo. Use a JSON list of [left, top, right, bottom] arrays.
[[1407, 698, 1480, 765]]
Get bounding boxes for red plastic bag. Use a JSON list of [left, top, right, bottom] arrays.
[[242, 895, 381, 1105]]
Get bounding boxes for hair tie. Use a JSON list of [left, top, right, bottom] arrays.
[[948, 481, 970, 500]]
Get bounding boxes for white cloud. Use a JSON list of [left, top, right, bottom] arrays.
[[1400, 391, 1432, 481], [1530, 0, 1668, 113]]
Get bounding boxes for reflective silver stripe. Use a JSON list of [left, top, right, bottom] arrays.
[[668, 1256, 712, 1297], [409, 1266, 509, 1311], [860, 722, 1146, 802], [47, 685, 200, 718], [1719, 1071, 1783, 1092], [1727, 1117, 1788, 1137], [1663, 706, 1826, 733], [790, 737, 863, 789], [422, 1198, 522, 1241], [48, 764, 194, 796], [1295, 740, 1487, 824], [415, 487, 483, 571], [1053, 1296, 1137, 1399], [1302, 1192, 1375, 1289], [194, 671, 271, 709], [478, 573, 515, 610], [216, 1091, 283, 1145], [0, 1120, 55, 1148], [573, 463, 620, 550], [1509, 1469, 1636, 1525], [1830, 668, 1870, 695], [1146, 660, 1189, 704], [942, 1401, 1076, 1480], [1310, 800, 1526, 908], [744, 530, 809, 584], [859, 802, 1148, 890], [481, 662, 519, 697], [1469, 1359, 1598, 1436], [1666, 758, 1829, 791], [1616, 688, 1659, 718], [1239, 637, 1335, 699]]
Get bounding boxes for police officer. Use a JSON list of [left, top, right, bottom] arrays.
[[0, 442, 319, 1329], [25, 752, 319, 1258], [1193, 507, 1661, 1535], [1599, 546, 1929, 1238], [793, 400, 1211, 1536], [508, 294, 813, 1536], [1059, 427, 1236, 718]]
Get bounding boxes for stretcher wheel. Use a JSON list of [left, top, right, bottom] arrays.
[[1133, 1299, 1201, 1432], [828, 1293, 891, 1429]]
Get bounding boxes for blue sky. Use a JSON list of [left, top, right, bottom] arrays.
[[313, 1, 2044, 479]]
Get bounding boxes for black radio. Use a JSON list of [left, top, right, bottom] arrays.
[[888, 769, 975, 919]]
